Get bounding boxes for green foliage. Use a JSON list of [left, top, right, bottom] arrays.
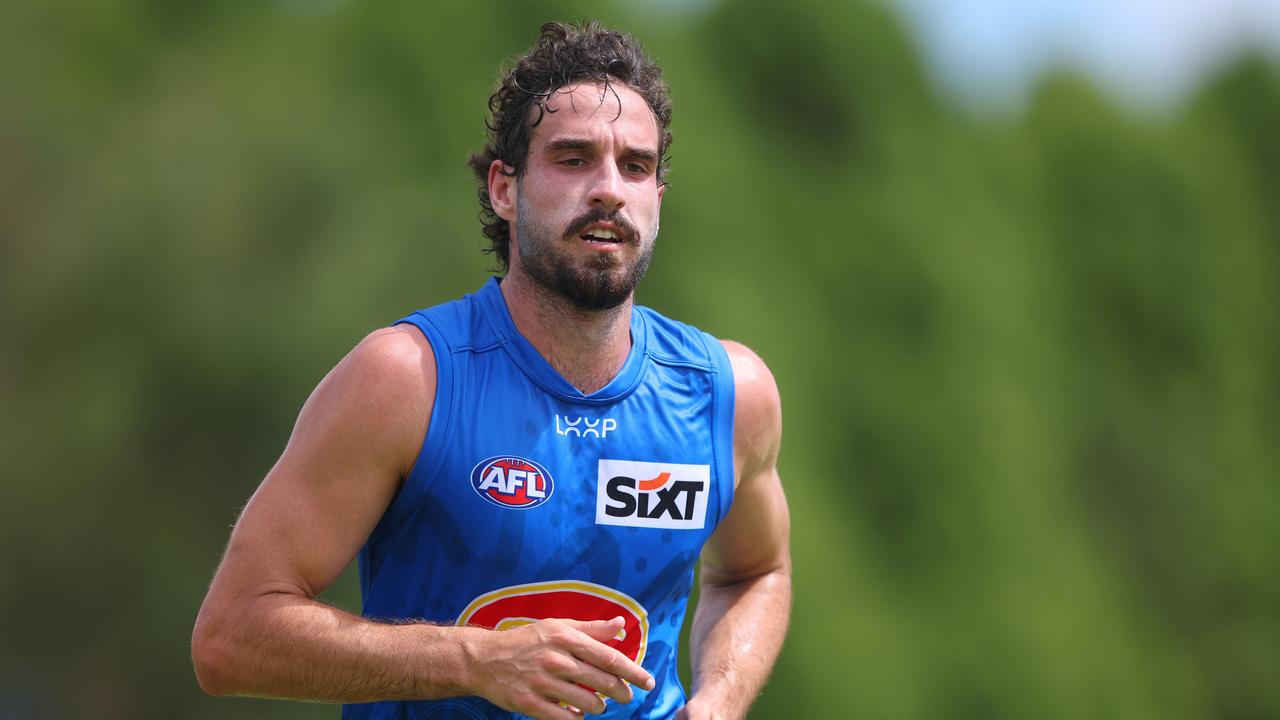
[[2, 1, 1277, 717]]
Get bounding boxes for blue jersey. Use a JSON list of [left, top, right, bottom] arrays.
[[343, 278, 736, 720]]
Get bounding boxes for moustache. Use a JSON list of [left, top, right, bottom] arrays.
[[563, 208, 640, 245]]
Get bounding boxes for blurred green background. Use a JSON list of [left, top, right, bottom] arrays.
[[2, 0, 1278, 718]]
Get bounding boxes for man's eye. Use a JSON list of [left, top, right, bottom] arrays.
[[624, 163, 649, 174], [561, 158, 586, 167]]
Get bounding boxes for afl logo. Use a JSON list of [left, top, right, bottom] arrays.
[[470, 455, 554, 509]]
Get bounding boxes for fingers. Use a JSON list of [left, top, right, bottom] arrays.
[[500, 683, 594, 720], [575, 616, 627, 643], [571, 659, 636, 705], [475, 617, 655, 718], [561, 617, 655, 691], [546, 678, 607, 716], [560, 618, 655, 693], [527, 695, 588, 720]]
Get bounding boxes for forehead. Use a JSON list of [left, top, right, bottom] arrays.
[[530, 82, 660, 150]]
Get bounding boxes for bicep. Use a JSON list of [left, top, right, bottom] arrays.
[[210, 327, 435, 601], [701, 340, 790, 585], [700, 463, 790, 586]]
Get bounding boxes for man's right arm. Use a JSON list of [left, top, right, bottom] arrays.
[[191, 326, 652, 718]]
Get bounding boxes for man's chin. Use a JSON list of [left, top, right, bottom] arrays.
[[519, 240, 650, 311], [560, 281, 633, 311]]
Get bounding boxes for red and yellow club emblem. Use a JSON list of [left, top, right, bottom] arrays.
[[457, 580, 649, 666]]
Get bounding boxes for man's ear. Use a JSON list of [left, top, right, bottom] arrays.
[[488, 160, 517, 222]]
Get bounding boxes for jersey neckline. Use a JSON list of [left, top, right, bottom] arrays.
[[475, 277, 649, 404]]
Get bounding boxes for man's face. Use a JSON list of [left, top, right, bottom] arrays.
[[503, 81, 665, 311]]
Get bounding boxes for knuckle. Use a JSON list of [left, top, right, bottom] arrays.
[[534, 648, 562, 669], [546, 653, 575, 675], [541, 625, 570, 644], [523, 671, 548, 691], [510, 689, 537, 709], [532, 619, 561, 640], [601, 650, 626, 672], [608, 676, 630, 698]]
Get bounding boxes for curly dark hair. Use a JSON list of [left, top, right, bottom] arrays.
[[468, 20, 673, 271]]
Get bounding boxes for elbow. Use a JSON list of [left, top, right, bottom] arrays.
[[191, 612, 238, 696]]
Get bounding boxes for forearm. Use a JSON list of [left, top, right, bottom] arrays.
[[193, 589, 480, 703], [686, 566, 791, 718]]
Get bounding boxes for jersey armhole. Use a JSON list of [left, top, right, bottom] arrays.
[[368, 314, 456, 540], [702, 332, 737, 529]]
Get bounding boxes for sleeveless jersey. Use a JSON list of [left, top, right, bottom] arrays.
[[342, 278, 736, 720]]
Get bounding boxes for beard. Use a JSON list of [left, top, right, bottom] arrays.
[[515, 197, 657, 311]]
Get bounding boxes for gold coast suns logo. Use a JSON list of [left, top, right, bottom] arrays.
[[457, 580, 649, 668]]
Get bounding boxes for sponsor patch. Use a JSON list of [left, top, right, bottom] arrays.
[[555, 414, 618, 439], [595, 459, 710, 530], [470, 455, 554, 509]]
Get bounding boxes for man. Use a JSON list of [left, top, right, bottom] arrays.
[[192, 21, 790, 720]]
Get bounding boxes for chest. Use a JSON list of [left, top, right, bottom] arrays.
[[422, 352, 725, 586]]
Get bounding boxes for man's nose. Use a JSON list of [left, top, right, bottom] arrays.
[[587, 162, 625, 211]]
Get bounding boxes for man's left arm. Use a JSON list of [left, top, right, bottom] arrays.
[[680, 340, 792, 720]]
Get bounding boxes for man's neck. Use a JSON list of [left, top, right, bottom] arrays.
[[499, 270, 633, 395]]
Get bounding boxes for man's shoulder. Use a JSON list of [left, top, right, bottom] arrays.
[[631, 306, 777, 387], [718, 340, 774, 390], [286, 326, 436, 482], [395, 281, 500, 351], [353, 325, 434, 369], [634, 303, 723, 370], [339, 326, 437, 403], [718, 339, 781, 467]]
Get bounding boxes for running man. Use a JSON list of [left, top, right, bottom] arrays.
[[193, 21, 790, 720]]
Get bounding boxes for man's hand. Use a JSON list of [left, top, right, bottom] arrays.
[[466, 617, 656, 719]]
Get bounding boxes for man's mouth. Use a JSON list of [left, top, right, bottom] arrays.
[[578, 223, 625, 244]]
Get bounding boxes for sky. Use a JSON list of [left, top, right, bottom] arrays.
[[886, 0, 1280, 111]]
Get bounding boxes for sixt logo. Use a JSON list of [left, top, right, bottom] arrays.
[[470, 456, 554, 509], [555, 414, 618, 439], [595, 459, 710, 530]]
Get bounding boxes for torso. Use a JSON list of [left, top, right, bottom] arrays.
[[343, 279, 736, 720]]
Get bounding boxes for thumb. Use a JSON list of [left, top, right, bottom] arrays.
[[567, 616, 627, 643]]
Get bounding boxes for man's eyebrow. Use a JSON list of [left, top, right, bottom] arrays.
[[543, 138, 660, 164], [623, 147, 660, 164], [544, 138, 594, 152]]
